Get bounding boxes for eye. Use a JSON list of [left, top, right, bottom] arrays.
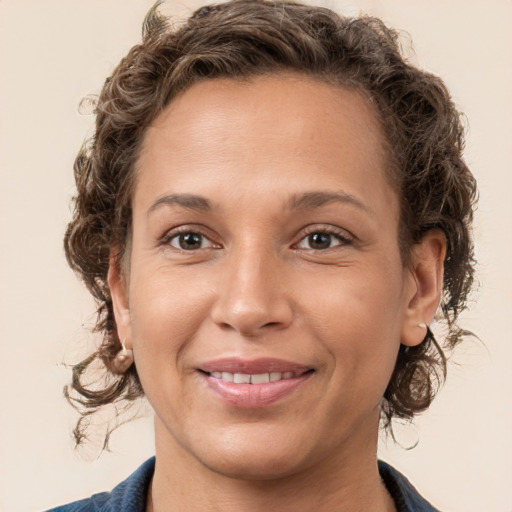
[[168, 231, 215, 250], [296, 229, 352, 251]]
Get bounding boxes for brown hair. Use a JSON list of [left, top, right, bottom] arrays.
[[64, 0, 477, 445]]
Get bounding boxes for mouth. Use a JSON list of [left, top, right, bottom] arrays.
[[198, 358, 314, 408], [204, 369, 310, 384]]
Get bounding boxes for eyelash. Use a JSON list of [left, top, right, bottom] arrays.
[[161, 226, 219, 251], [295, 225, 354, 251], [160, 225, 353, 252]]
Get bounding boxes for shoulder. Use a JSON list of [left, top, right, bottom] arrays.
[[44, 457, 155, 512], [44, 493, 110, 512], [378, 460, 441, 512]]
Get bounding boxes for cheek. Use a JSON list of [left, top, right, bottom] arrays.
[[299, 261, 405, 381], [127, 263, 213, 369], [126, 268, 215, 421]]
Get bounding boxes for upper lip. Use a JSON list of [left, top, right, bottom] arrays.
[[199, 357, 312, 375]]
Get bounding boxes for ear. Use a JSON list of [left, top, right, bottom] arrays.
[[108, 250, 132, 349], [401, 230, 446, 347]]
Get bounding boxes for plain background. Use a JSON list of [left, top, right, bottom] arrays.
[[0, 1, 511, 511]]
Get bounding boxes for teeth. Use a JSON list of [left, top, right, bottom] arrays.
[[210, 371, 298, 384], [251, 373, 270, 384], [233, 373, 251, 384]]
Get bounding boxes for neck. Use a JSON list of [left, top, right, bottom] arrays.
[[148, 414, 396, 512]]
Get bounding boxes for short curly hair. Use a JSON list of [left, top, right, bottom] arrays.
[[64, 0, 477, 445]]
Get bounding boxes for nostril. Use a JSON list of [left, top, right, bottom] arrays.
[[210, 284, 294, 335]]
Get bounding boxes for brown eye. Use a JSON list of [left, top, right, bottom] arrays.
[[296, 229, 351, 251], [307, 233, 333, 250], [170, 232, 205, 250]]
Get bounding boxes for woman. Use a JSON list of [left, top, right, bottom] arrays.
[[49, 1, 476, 510]]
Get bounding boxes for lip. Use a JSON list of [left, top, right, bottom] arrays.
[[199, 357, 311, 374], [198, 358, 314, 408]]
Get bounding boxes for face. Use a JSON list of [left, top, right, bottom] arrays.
[[110, 74, 442, 480]]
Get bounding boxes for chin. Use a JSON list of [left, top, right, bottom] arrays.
[[187, 423, 316, 481], [201, 449, 308, 481]]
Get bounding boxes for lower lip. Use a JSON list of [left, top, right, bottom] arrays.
[[202, 373, 313, 408]]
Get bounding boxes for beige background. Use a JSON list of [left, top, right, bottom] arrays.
[[0, 1, 511, 511]]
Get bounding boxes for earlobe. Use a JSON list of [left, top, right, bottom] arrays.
[[401, 230, 446, 347], [108, 251, 132, 344]]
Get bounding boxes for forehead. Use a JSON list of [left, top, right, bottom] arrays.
[[144, 73, 386, 162], [135, 73, 396, 218]]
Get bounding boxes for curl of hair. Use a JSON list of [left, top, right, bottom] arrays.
[[64, 0, 477, 445]]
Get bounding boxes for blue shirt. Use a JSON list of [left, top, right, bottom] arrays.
[[46, 457, 440, 511]]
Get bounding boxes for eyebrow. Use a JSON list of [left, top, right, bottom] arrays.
[[147, 193, 212, 215], [288, 191, 372, 215], [147, 190, 371, 216]]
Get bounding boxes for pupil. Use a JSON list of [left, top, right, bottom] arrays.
[[309, 233, 331, 249], [180, 233, 201, 249]]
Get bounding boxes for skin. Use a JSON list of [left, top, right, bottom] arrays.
[[109, 74, 445, 512]]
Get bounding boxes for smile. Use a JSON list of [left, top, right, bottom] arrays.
[[208, 371, 298, 383], [198, 358, 314, 408]]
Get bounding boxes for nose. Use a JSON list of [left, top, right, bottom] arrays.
[[210, 246, 293, 336]]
